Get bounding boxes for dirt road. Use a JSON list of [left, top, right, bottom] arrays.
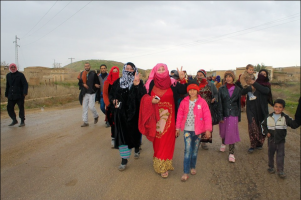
[[1, 102, 300, 200]]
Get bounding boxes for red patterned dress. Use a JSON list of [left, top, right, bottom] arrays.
[[198, 84, 213, 143], [151, 86, 176, 173]]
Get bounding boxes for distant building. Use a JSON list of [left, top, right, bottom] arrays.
[[24, 66, 77, 85]]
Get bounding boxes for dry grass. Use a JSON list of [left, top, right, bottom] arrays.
[[1, 83, 79, 111], [271, 82, 300, 115]]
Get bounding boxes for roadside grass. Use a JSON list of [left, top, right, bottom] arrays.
[[271, 82, 300, 116], [1, 84, 79, 111]]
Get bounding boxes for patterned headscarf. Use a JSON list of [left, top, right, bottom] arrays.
[[9, 63, 18, 73], [119, 62, 138, 89]]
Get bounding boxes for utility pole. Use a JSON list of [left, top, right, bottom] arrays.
[[13, 35, 20, 69], [68, 58, 75, 66], [58, 63, 62, 68], [53, 59, 55, 68]]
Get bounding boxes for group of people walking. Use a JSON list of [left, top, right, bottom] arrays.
[[4, 61, 300, 182], [76, 62, 301, 181]]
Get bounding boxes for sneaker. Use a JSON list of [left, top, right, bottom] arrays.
[[111, 139, 115, 148], [8, 120, 18, 126], [134, 152, 140, 159], [19, 121, 25, 127], [248, 148, 254, 153], [278, 171, 286, 178], [81, 122, 89, 127], [105, 121, 110, 128], [118, 164, 126, 171], [267, 168, 275, 174], [256, 146, 263, 150], [201, 143, 209, 150], [220, 144, 226, 152], [94, 116, 99, 124], [229, 154, 235, 163], [249, 96, 257, 101]]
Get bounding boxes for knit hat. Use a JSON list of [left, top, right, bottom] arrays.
[[198, 69, 207, 77], [216, 75, 221, 83], [187, 79, 199, 92], [274, 99, 285, 108], [224, 70, 235, 81], [197, 69, 206, 77]]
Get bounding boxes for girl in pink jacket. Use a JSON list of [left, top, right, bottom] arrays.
[[176, 80, 212, 182]]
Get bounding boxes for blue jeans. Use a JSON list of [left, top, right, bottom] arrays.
[[100, 97, 106, 114], [183, 131, 201, 174]]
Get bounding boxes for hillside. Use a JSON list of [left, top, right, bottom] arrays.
[[63, 59, 147, 77]]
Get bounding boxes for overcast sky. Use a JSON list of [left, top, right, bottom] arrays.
[[1, 1, 300, 74]]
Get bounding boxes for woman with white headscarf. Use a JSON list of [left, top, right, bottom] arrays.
[[109, 62, 146, 171]]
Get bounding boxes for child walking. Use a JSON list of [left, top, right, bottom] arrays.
[[240, 64, 256, 100], [176, 80, 212, 182], [218, 71, 242, 163], [261, 99, 299, 178]]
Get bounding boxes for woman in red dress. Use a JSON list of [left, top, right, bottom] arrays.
[[142, 63, 187, 178]]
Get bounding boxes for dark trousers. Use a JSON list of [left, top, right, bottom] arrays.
[[7, 98, 25, 121], [268, 138, 285, 172]]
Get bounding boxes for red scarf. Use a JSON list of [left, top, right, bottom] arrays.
[[226, 83, 235, 89], [106, 66, 120, 85], [154, 71, 171, 91], [198, 78, 207, 90]]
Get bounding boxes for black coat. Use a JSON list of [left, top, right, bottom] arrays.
[[5, 71, 28, 101], [109, 79, 146, 149], [241, 82, 270, 126], [148, 80, 187, 120], [218, 84, 242, 122]]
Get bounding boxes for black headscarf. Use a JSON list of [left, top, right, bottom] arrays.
[[256, 69, 273, 106]]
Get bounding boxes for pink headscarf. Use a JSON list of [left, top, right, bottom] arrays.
[[9, 63, 18, 73], [145, 63, 177, 93]]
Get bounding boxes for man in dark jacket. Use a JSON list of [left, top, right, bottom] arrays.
[[98, 64, 108, 113], [5, 63, 28, 127], [78, 62, 100, 127]]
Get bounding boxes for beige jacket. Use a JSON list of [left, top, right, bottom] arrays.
[[240, 70, 255, 88]]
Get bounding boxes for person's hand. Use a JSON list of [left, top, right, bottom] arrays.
[[267, 133, 271, 138], [211, 98, 215, 103], [95, 84, 100, 88], [113, 99, 119, 108], [83, 83, 89, 89], [152, 96, 160, 104], [133, 72, 140, 86], [177, 66, 185, 80], [175, 130, 180, 138], [204, 130, 211, 139]]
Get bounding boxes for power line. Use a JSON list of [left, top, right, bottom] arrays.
[[21, 1, 58, 39], [23, 1, 92, 47], [24, 1, 72, 39], [114, 13, 300, 60]]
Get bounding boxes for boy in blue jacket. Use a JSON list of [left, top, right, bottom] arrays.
[[261, 99, 299, 178]]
